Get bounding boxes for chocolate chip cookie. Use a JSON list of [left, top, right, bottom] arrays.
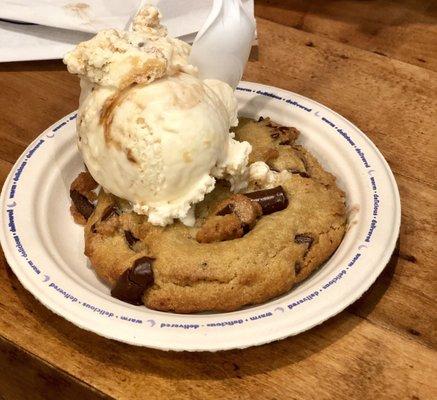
[[71, 117, 347, 313]]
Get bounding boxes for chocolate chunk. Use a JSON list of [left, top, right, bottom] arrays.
[[130, 257, 154, 285], [294, 234, 314, 246], [124, 230, 139, 248], [289, 169, 310, 178], [90, 205, 118, 234], [258, 116, 264, 122], [270, 131, 279, 139], [101, 205, 119, 221], [245, 186, 288, 215], [111, 257, 154, 305], [70, 189, 95, 220], [295, 261, 302, 275], [294, 234, 313, 263], [216, 203, 235, 216], [242, 224, 251, 234]]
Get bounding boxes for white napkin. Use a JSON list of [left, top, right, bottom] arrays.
[[0, 0, 254, 62], [0, 0, 141, 33]]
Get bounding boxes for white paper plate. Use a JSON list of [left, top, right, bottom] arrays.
[[0, 82, 400, 351]]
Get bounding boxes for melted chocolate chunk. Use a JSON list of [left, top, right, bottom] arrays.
[[245, 186, 288, 215], [294, 234, 314, 246], [111, 257, 154, 305], [294, 235, 313, 265], [216, 203, 235, 216], [101, 205, 119, 221], [124, 230, 139, 248], [295, 261, 302, 275], [289, 169, 310, 178], [70, 189, 95, 220], [242, 223, 251, 234], [90, 205, 119, 234]]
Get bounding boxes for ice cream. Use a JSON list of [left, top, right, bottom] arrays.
[[64, 6, 251, 226], [247, 161, 291, 191]]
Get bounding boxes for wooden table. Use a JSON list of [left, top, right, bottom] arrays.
[[0, 1, 436, 399]]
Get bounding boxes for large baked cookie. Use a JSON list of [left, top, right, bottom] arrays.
[[71, 117, 347, 313]]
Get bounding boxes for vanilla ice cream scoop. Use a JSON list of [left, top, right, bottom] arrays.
[[64, 6, 251, 226]]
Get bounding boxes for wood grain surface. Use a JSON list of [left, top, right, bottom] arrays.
[[0, 2, 436, 399], [255, 0, 437, 71]]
